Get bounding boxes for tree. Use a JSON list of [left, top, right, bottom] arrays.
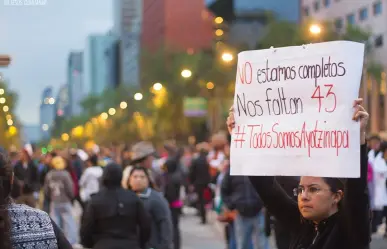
[[80, 94, 100, 116], [0, 79, 20, 148]]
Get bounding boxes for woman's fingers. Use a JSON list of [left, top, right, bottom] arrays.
[[353, 98, 363, 107], [353, 111, 369, 121]]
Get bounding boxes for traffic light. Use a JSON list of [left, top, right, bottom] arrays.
[[0, 55, 11, 67]]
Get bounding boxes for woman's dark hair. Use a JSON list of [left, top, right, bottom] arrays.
[[322, 177, 346, 210], [127, 166, 155, 190], [0, 151, 13, 249]]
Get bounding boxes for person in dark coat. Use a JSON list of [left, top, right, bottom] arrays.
[[227, 99, 371, 249], [12, 149, 39, 199], [189, 142, 211, 224], [80, 163, 151, 249]]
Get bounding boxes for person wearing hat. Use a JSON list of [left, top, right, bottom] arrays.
[[122, 141, 159, 189], [44, 156, 78, 245]]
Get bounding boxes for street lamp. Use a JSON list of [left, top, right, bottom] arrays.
[[108, 108, 116, 115], [153, 82, 163, 91], [221, 52, 233, 62], [3, 106, 8, 112], [0, 97, 5, 104], [42, 124, 49, 131], [214, 17, 223, 24], [7, 120, 13, 126], [206, 82, 215, 90], [0, 89, 4, 95], [61, 133, 69, 142], [120, 101, 127, 109], [134, 93, 143, 101], [48, 97, 55, 105], [181, 69, 192, 78], [100, 112, 108, 120], [309, 24, 322, 35]]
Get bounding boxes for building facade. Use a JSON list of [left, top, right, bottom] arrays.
[[84, 34, 118, 95], [113, 0, 142, 87], [67, 51, 84, 117], [141, 0, 214, 52], [301, 0, 386, 67], [55, 84, 69, 118], [104, 34, 120, 89], [39, 87, 55, 139]]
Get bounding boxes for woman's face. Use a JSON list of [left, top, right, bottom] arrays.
[[297, 176, 342, 223], [129, 170, 149, 192]]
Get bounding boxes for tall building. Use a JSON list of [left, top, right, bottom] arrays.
[[84, 34, 118, 95], [67, 51, 84, 117], [301, 0, 386, 67], [141, 0, 214, 52], [105, 33, 120, 89], [55, 84, 69, 118], [113, 0, 142, 87], [39, 87, 55, 139], [207, 0, 301, 49]]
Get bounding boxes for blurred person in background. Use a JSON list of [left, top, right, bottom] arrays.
[[122, 141, 159, 189], [44, 156, 78, 245], [368, 134, 382, 163], [40, 152, 57, 212], [371, 142, 387, 236], [15, 183, 36, 208], [189, 142, 211, 224], [164, 150, 184, 249], [0, 147, 72, 249], [79, 154, 103, 206], [12, 149, 39, 200], [69, 148, 84, 182], [81, 163, 151, 249], [128, 166, 173, 249], [121, 147, 132, 169]]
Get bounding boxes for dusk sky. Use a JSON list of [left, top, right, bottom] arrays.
[[0, 0, 113, 124]]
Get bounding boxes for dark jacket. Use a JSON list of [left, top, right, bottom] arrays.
[[12, 160, 39, 198], [80, 188, 151, 249], [189, 152, 211, 187], [248, 145, 370, 249], [221, 169, 263, 217], [164, 158, 183, 205], [138, 188, 173, 249]]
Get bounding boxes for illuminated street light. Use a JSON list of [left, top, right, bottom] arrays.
[[134, 93, 143, 101], [120, 101, 127, 109], [108, 108, 116, 115], [7, 119, 13, 126], [6, 114, 11, 120], [181, 69, 192, 78], [100, 112, 108, 120], [3, 106, 8, 112], [309, 24, 322, 35], [206, 82, 215, 90], [61, 133, 69, 141], [153, 82, 163, 91], [222, 52, 233, 62], [0, 97, 5, 104], [215, 29, 224, 36], [8, 126, 17, 136], [0, 89, 4, 95], [48, 97, 55, 105], [215, 17, 223, 24], [42, 124, 49, 131]]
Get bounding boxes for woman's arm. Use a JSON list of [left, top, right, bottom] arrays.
[[343, 144, 370, 246], [248, 175, 300, 230], [151, 194, 174, 249]]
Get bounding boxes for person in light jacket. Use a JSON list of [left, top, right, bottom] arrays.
[[128, 166, 174, 249]]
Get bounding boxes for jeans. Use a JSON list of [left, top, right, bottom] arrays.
[[50, 202, 78, 245], [170, 207, 181, 249], [234, 212, 270, 249]]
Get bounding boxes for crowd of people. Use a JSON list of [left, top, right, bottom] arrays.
[[0, 98, 385, 249]]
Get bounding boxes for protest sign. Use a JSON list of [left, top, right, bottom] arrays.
[[230, 41, 365, 178]]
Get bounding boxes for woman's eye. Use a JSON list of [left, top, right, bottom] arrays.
[[309, 187, 318, 193]]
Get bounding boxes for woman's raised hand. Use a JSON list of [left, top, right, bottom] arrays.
[[226, 106, 235, 135], [352, 98, 369, 144]]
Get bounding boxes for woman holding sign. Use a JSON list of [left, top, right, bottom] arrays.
[[226, 99, 370, 249]]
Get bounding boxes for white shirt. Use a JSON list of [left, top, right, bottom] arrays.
[[79, 166, 103, 202], [372, 153, 387, 210]]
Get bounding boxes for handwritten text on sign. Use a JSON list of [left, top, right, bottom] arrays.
[[230, 41, 364, 178]]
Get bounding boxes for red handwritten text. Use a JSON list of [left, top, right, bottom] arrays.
[[238, 62, 252, 84], [248, 121, 349, 157]]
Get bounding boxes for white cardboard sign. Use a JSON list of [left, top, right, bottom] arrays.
[[230, 41, 365, 178]]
